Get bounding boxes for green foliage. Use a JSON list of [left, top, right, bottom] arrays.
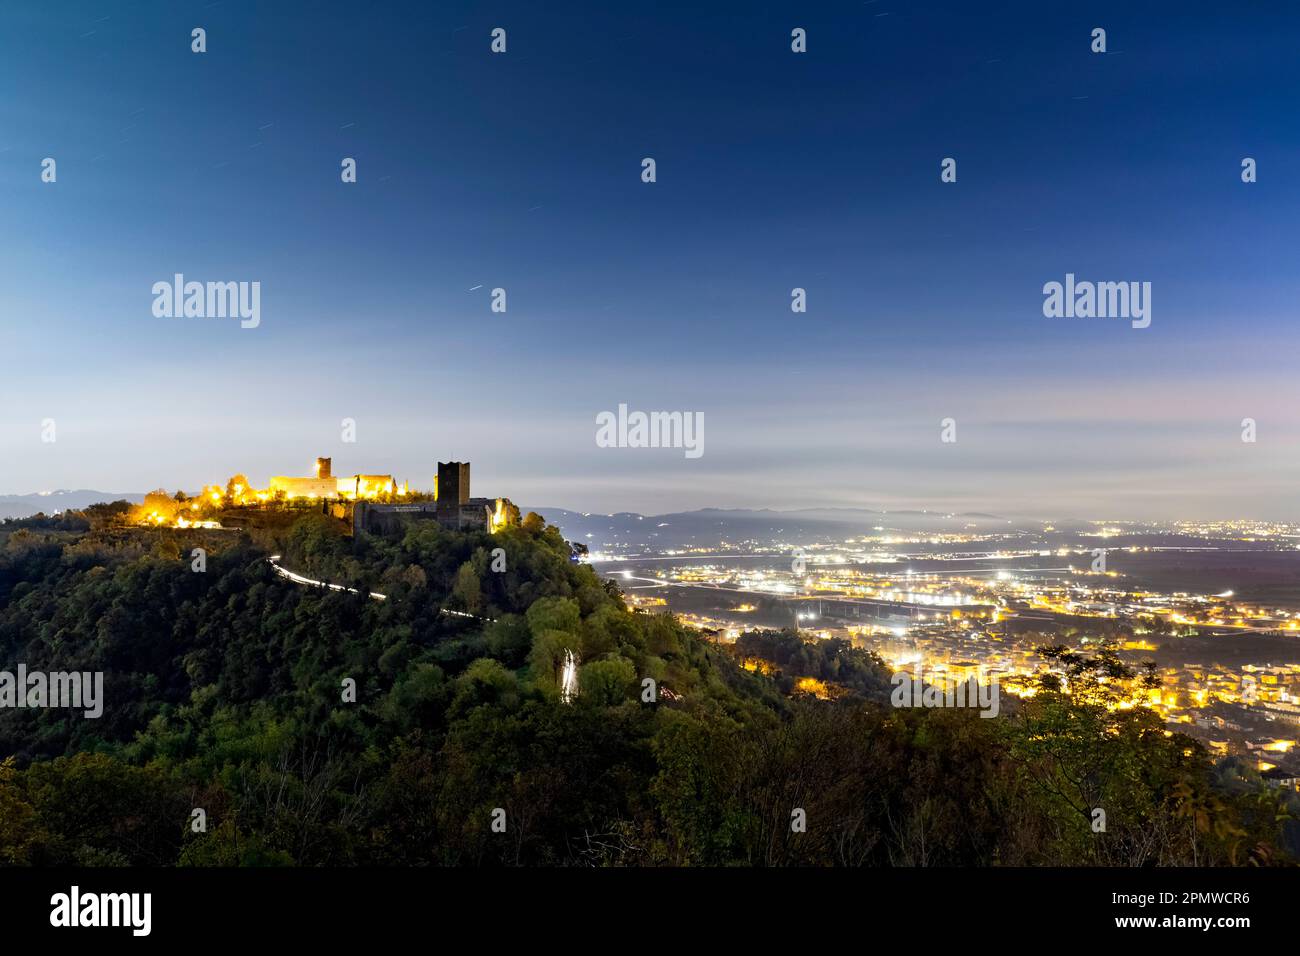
[[578, 657, 637, 707], [0, 513, 1290, 866], [733, 629, 893, 700]]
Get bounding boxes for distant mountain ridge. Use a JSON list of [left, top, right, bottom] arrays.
[[518, 505, 1062, 553], [0, 490, 144, 519]]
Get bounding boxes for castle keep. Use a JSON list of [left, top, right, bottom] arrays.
[[353, 461, 518, 535]]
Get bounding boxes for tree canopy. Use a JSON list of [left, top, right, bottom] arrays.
[[0, 510, 1293, 866]]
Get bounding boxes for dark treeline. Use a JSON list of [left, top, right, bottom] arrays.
[[731, 629, 894, 701], [0, 511, 1294, 866]]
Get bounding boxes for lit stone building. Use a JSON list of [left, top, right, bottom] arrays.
[[270, 457, 398, 501]]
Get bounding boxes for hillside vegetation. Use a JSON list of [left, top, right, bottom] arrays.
[[0, 510, 1293, 866]]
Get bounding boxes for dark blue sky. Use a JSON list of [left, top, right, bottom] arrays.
[[3, 1, 1298, 518]]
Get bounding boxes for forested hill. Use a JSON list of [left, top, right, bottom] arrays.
[[0, 510, 1293, 866]]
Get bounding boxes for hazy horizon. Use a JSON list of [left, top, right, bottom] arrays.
[[1, 482, 1293, 527]]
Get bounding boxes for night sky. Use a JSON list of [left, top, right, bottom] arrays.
[[3, 1, 1297, 518]]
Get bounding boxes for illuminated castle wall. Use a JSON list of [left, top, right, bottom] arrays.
[[269, 455, 397, 500], [268, 475, 337, 499]]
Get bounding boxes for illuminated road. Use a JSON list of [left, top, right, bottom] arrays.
[[267, 555, 486, 620], [616, 572, 792, 596], [269, 554, 388, 600]]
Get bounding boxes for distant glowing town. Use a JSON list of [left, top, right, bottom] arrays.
[[587, 517, 1300, 788]]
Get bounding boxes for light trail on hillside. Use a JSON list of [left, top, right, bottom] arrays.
[[267, 555, 489, 621]]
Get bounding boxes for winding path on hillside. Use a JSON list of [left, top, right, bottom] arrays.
[[266, 555, 484, 620]]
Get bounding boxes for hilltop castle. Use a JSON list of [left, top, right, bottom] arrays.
[[130, 458, 517, 536], [353, 461, 518, 535]]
